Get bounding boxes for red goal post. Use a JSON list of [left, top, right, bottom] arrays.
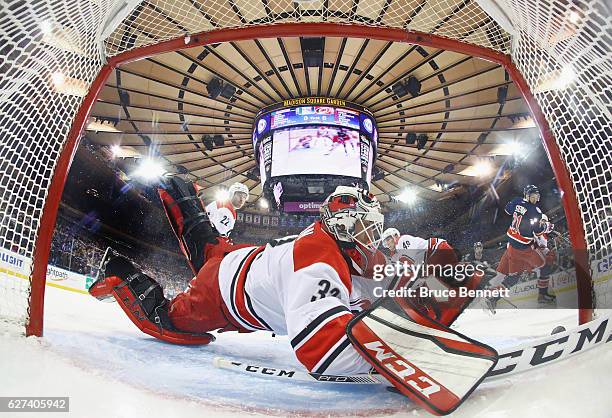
[[0, 0, 608, 337]]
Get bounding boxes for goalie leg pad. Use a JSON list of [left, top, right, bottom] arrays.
[[89, 257, 215, 346], [109, 280, 215, 345], [346, 296, 497, 416], [158, 175, 220, 274]]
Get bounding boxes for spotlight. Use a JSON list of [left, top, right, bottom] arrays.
[[207, 77, 223, 99], [534, 64, 577, 93], [132, 158, 166, 181], [406, 76, 421, 97], [220, 83, 236, 99], [40, 21, 53, 35], [259, 198, 269, 209], [301, 37, 324, 67], [473, 160, 494, 177], [110, 145, 122, 157], [202, 135, 214, 151], [405, 133, 417, 145], [392, 82, 408, 97], [213, 134, 225, 146], [558, 65, 576, 87], [508, 141, 525, 157], [216, 188, 230, 201], [396, 189, 418, 205], [51, 71, 65, 88]]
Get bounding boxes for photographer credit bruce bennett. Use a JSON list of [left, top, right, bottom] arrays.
[[371, 260, 509, 298], [373, 284, 510, 299]]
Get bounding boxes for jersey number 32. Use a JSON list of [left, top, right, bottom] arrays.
[[311, 279, 340, 301]]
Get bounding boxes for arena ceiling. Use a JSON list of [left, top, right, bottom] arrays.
[[86, 35, 539, 207]]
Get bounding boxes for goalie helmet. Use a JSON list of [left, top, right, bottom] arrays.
[[381, 228, 401, 248], [320, 186, 384, 249], [320, 186, 384, 275]]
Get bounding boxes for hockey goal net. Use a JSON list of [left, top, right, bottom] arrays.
[[0, 0, 610, 336]]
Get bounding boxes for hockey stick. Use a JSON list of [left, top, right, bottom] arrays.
[[500, 297, 518, 309], [213, 357, 388, 385], [214, 355, 517, 386]]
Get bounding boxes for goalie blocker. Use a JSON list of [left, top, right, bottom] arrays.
[[346, 295, 498, 415]]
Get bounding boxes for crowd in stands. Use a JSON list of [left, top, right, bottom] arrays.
[[49, 215, 191, 298]]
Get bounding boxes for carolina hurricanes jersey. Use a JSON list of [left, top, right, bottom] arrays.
[[217, 221, 372, 375], [205, 200, 237, 236], [390, 234, 448, 265], [389, 235, 448, 288]]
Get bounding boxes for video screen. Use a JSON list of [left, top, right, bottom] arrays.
[[270, 106, 360, 130], [271, 126, 362, 178]]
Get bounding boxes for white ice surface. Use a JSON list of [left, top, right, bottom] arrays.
[[1, 285, 611, 417]]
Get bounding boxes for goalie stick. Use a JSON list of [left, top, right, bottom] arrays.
[[213, 357, 387, 385]]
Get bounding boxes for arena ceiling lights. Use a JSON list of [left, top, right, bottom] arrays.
[[86, 34, 537, 206]]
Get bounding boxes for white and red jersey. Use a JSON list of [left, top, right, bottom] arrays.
[[217, 221, 371, 375], [390, 235, 448, 265], [389, 235, 454, 288], [533, 232, 548, 249], [205, 200, 237, 236]]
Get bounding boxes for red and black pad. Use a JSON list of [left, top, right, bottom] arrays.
[[89, 276, 215, 346], [390, 265, 486, 327], [157, 176, 220, 275], [346, 296, 497, 416], [434, 266, 485, 326], [158, 188, 201, 275]]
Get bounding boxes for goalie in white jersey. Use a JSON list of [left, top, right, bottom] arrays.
[[90, 183, 498, 414], [91, 185, 385, 374]]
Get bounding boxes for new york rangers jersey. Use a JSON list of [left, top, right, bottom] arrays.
[[504, 197, 546, 249], [217, 221, 372, 375]]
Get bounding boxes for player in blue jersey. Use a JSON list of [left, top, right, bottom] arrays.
[[486, 185, 555, 312]]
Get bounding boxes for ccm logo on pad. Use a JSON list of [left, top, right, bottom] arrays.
[[364, 340, 441, 398]]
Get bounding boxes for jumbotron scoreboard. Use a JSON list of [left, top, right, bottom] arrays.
[[252, 97, 378, 210]]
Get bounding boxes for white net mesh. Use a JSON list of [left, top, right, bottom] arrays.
[[0, 0, 110, 324], [0, 0, 610, 330]]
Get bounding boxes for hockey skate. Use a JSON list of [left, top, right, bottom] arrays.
[[483, 296, 498, 315], [89, 256, 214, 345], [538, 290, 557, 304], [158, 175, 220, 274]]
